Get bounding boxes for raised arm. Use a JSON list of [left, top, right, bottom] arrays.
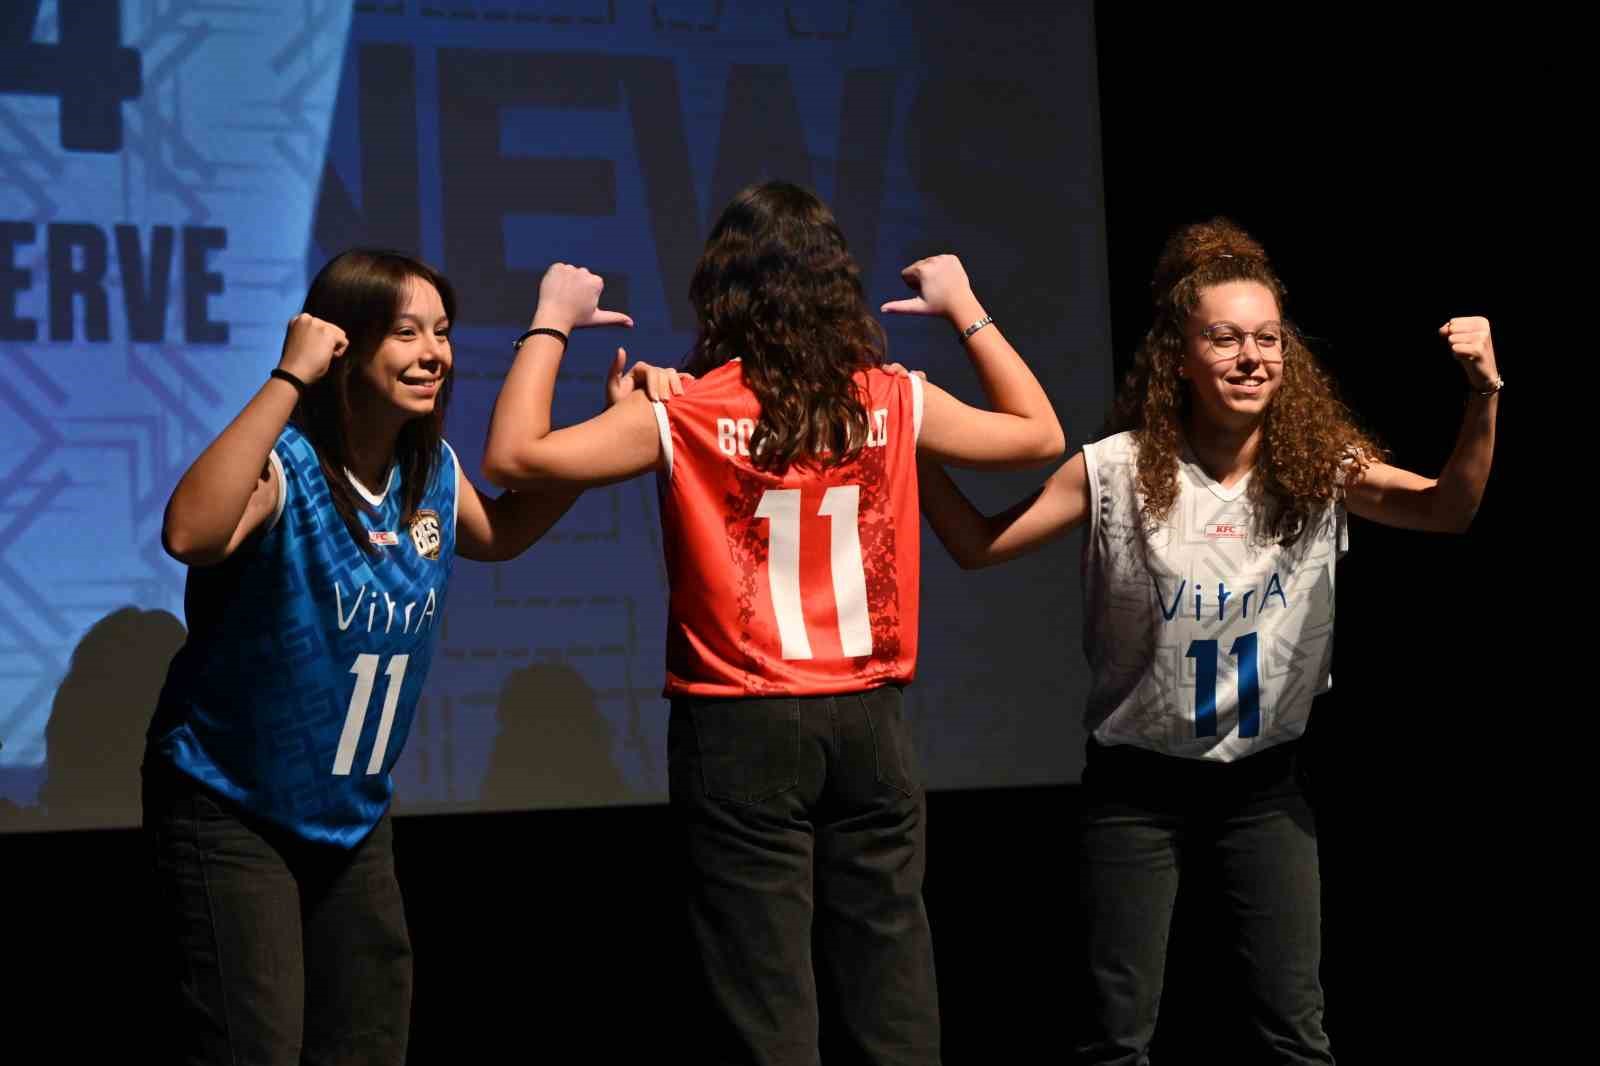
[[1346, 316, 1500, 533], [162, 315, 348, 565], [882, 255, 1065, 469], [918, 451, 1091, 570], [460, 351, 690, 560], [480, 264, 664, 492]]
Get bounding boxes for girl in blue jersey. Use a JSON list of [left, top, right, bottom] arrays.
[[143, 249, 637, 1065], [915, 219, 1501, 1064]]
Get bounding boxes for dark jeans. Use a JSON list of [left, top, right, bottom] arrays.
[[143, 761, 412, 1066], [1073, 741, 1333, 1066], [668, 685, 940, 1066]]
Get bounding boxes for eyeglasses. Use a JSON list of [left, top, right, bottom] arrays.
[[1197, 321, 1286, 364]]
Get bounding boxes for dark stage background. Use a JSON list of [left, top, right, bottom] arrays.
[[3, 5, 1531, 1061]]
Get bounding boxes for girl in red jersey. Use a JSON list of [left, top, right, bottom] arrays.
[[483, 181, 1064, 1066]]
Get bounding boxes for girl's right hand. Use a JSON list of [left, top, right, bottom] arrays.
[[278, 313, 349, 384]]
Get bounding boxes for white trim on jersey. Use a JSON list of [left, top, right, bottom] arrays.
[[909, 371, 925, 444], [344, 463, 397, 507], [651, 400, 674, 478], [440, 439, 461, 536], [264, 449, 288, 534], [1181, 442, 1252, 504], [1082, 441, 1103, 565]]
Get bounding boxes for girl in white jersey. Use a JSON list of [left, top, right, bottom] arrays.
[[916, 218, 1500, 1064]]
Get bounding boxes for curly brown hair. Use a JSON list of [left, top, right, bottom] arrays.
[[1107, 218, 1384, 543], [685, 181, 885, 472]]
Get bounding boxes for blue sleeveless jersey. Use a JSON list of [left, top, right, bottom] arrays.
[[149, 424, 458, 846]]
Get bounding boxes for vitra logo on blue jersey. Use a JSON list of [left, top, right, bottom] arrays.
[[0, 1, 142, 153], [335, 582, 439, 636]]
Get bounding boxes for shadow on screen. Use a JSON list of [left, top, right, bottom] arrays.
[[32, 606, 186, 830], [481, 661, 630, 810]]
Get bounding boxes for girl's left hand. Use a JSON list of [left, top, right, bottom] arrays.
[[881, 254, 980, 325], [1440, 316, 1498, 388], [605, 349, 695, 406], [531, 263, 634, 334]]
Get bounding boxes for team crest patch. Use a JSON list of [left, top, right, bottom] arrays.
[[408, 509, 442, 559]]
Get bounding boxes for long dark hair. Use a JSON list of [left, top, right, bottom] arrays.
[[1108, 218, 1384, 543], [686, 181, 885, 472], [294, 249, 456, 555]]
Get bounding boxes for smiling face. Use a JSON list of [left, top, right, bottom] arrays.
[[1181, 280, 1284, 432], [354, 274, 453, 420]]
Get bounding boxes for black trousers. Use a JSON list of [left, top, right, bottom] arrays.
[[669, 685, 940, 1066], [143, 761, 412, 1066], [1073, 740, 1333, 1066]]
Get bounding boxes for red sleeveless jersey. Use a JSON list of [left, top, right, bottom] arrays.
[[651, 361, 923, 697]]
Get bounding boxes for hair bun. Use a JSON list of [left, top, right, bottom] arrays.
[[1151, 217, 1271, 298]]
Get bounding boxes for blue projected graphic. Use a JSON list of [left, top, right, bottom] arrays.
[[0, 1, 351, 824], [2, 1, 1110, 830], [0, 0, 142, 152]]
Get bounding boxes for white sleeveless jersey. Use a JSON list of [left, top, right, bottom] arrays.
[[1081, 431, 1347, 762]]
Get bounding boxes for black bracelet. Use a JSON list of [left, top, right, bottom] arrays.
[[270, 367, 308, 395], [514, 326, 569, 351]]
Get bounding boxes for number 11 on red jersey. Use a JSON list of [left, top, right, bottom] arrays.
[[754, 486, 872, 660]]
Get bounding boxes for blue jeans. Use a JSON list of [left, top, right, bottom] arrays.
[[143, 759, 412, 1066], [668, 685, 940, 1066], [1073, 741, 1333, 1066]]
